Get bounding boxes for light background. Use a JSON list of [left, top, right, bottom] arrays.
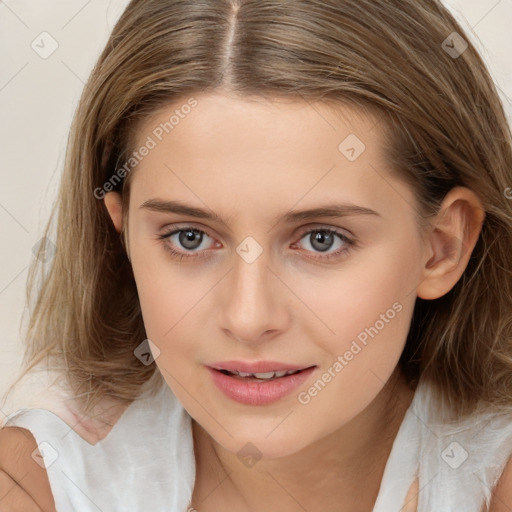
[[0, 0, 511, 397]]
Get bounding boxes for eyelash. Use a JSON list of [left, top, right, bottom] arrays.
[[157, 225, 355, 263]]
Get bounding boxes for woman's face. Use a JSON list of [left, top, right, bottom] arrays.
[[121, 92, 428, 458]]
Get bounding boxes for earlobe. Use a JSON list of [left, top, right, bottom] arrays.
[[104, 192, 124, 233], [417, 187, 485, 300]]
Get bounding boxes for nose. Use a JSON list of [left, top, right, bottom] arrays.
[[219, 248, 290, 346]]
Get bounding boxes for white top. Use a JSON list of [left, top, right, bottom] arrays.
[[2, 372, 512, 511]]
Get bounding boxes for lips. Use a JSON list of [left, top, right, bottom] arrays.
[[207, 364, 317, 405], [207, 360, 316, 405]]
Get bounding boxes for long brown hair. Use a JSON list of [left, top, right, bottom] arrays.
[[5, 0, 512, 419]]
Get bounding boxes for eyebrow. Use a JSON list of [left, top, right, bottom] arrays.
[[139, 199, 380, 225]]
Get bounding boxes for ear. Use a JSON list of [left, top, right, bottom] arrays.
[[417, 186, 485, 300], [104, 192, 123, 233], [104, 192, 131, 261]]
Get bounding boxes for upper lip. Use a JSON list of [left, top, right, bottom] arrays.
[[209, 361, 314, 373]]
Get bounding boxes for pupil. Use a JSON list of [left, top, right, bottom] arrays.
[[312, 231, 333, 252], [180, 230, 202, 250]]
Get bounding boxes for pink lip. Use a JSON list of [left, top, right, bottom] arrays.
[[207, 364, 316, 406], [209, 360, 310, 373]]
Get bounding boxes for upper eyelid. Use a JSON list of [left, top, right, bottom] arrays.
[[294, 225, 353, 239], [160, 222, 353, 236], [160, 224, 354, 247]]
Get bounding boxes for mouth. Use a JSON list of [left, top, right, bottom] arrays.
[[207, 363, 317, 405]]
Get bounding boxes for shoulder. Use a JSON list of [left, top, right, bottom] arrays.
[[401, 460, 512, 512], [2, 368, 129, 445], [53, 399, 130, 445], [402, 478, 418, 512], [0, 426, 56, 511], [488, 454, 512, 512]]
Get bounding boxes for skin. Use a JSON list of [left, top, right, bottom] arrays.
[[104, 91, 485, 511]]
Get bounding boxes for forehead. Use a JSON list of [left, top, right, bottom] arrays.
[[133, 91, 385, 155], [127, 92, 408, 219]]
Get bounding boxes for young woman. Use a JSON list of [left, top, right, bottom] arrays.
[[1, 1, 512, 511]]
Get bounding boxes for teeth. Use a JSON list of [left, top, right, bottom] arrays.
[[226, 369, 301, 379], [253, 372, 277, 379]]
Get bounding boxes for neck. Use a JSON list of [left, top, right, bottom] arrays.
[[191, 368, 417, 512]]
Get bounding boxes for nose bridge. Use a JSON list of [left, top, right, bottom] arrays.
[[221, 237, 285, 342]]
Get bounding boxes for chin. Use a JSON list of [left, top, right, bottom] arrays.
[[210, 425, 312, 461]]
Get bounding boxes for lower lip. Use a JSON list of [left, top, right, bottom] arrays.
[[207, 366, 316, 405]]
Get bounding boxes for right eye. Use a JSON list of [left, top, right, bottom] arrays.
[[158, 226, 219, 261]]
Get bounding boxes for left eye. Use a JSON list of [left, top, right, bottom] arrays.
[[158, 226, 354, 261], [295, 228, 352, 255]]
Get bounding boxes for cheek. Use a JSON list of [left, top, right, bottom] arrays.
[[289, 249, 420, 442], [293, 234, 422, 354], [129, 249, 217, 372], [128, 223, 197, 333]]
